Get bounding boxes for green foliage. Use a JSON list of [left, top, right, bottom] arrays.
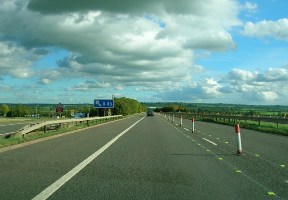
[[201, 118, 288, 136], [155, 104, 188, 113], [143, 102, 288, 117], [0, 104, 10, 116], [113, 97, 145, 116], [6, 105, 31, 117], [1, 100, 145, 119]]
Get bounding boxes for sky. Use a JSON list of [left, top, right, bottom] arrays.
[[0, 0, 288, 105]]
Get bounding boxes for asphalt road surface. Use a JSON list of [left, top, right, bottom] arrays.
[[0, 123, 28, 135], [0, 114, 287, 200]]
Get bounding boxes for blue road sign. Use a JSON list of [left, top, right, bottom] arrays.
[[94, 99, 114, 108]]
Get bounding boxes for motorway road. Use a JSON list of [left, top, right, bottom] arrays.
[[0, 114, 287, 200], [0, 123, 28, 135]]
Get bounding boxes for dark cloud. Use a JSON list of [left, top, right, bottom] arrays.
[[27, 0, 226, 16], [32, 48, 50, 55], [57, 56, 74, 68], [27, 0, 160, 14]]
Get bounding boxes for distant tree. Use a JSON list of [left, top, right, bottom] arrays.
[[0, 104, 10, 116], [177, 105, 188, 112], [159, 104, 189, 113], [6, 104, 30, 117], [154, 107, 161, 112], [89, 108, 98, 117], [113, 97, 145, 116], [244, 110, 258, 116]]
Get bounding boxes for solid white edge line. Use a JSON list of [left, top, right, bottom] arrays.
[[202, 138, 217, 146], [32, 117, 145, 200]]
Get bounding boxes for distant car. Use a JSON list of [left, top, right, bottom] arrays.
[[147, 110, 154, 116], [74, 113, 85, 118]]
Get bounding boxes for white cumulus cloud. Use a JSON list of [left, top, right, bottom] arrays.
[[243, 18, 288, 41]]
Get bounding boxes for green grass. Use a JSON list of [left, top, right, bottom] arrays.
[[202, 118, 288, 136]]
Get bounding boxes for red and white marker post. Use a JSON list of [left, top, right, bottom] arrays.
[[192, 118, 195, 133], [235, 124, 243, 155], [180, 115, 183, 126]]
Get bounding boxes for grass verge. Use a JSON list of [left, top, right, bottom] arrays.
[[0, 117, 117, 149], [201, 118, 288, 136]]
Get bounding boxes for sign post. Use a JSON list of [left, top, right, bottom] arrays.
[[56, 103, 64, 118]]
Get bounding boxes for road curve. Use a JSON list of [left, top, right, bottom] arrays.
[[0, 114, 287, 200]]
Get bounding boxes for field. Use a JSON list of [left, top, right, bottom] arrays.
[[143, 102, 288, 117], [144, 102, 288, 136], [201, 117, 288, 136]]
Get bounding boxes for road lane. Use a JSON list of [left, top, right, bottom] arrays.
[[0, 123, 27, 135], [173, 115, 288, 165], [0, 114, 287, 199], [165, 115, 288, 199], [32, 116, 145, 200], [0, 115, 144, 200], [48, 116, 284, 199]]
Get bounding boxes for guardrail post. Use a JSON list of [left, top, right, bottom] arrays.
[[235, 124, 243, 156], [192, 118, 195, 133]]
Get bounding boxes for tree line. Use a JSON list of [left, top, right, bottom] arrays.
[[0, 97, 146, 118], [144, 102, 288, 117]]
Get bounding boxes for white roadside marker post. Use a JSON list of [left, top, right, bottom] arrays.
[[235, 124, 243, 156], [180, 115, 183, 126], [192, 118, 195, 133]]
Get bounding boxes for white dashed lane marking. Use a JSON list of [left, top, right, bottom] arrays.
[[202, 138, 217, 146]]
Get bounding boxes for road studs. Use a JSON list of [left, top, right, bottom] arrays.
[[267, 192, 276, 196], [280, 164, 286, 168], [235, 170, 242, 173], [218, 158, 223, 160]]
